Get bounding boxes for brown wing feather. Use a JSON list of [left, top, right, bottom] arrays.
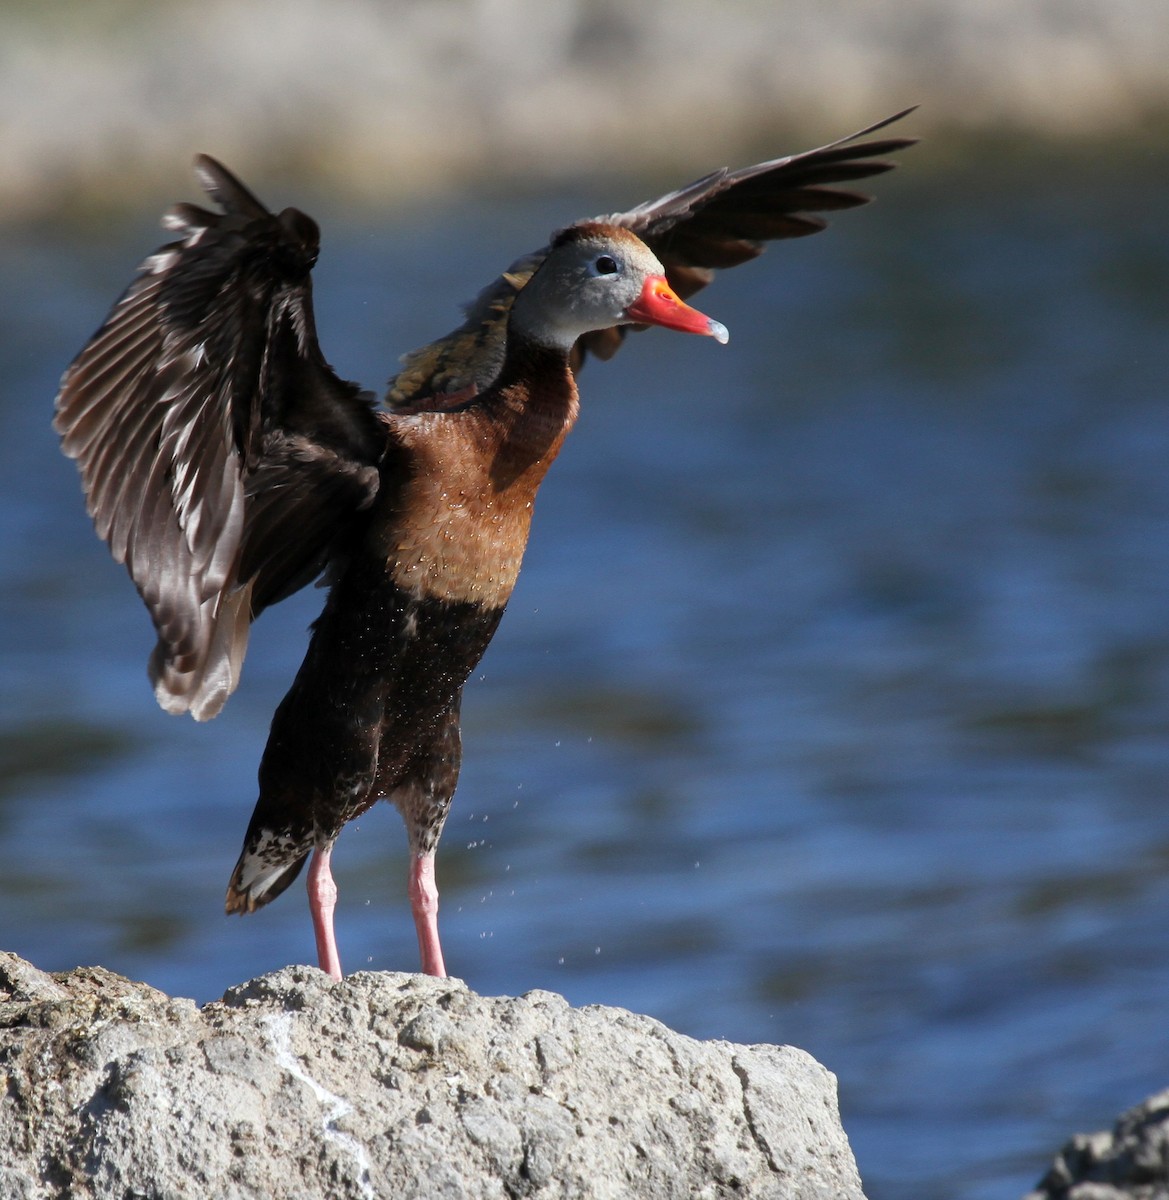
[[55, 156, 384, 721], [387, 256, 540, 409], [387, 108, 916, 406]]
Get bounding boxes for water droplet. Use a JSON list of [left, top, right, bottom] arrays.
[[594, 946, 601, 955], [557, 957, 565, 966]]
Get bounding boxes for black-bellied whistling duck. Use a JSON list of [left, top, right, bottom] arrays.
[[54, 110, 914, 981]]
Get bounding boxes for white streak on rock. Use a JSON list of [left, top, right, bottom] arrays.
[[263, 1011, 376, 1200]]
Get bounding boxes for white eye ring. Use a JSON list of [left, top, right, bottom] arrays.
[[592, 254, 619, 276]]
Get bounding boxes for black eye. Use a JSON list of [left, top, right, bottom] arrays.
[[594, 255, 619, 275]]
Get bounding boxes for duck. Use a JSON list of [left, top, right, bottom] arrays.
[[53, 109, 915, 980]]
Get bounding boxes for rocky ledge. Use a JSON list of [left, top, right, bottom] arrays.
[[0, 952, 863, 1199], [1025, 1092, 1169, 1200]]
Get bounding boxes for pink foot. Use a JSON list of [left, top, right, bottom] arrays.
[[307, 845, 343, 980], [408, 853, 447, 977]]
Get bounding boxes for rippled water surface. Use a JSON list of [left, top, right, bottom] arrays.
[[3, 150, 1169, 1198]]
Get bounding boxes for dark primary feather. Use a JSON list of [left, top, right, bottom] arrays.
[[54, 155, 383, 721], [386, 107, 916, 404]]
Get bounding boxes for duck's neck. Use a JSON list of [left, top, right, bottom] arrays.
[[481, 333, 580, 490]]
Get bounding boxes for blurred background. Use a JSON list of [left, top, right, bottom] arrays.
[[3, 2, 1169, 1197]]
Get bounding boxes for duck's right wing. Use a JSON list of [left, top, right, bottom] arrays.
[[577, 106, 918, 361], [55, 157, 385, 721], [386, 108, 916, 406]]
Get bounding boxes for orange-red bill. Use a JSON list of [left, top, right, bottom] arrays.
[[623, 276, 729, 343]]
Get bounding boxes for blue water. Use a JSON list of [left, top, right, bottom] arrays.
[[4, 149, 1169, 1198]]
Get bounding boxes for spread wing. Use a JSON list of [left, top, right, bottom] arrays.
[[387, 107, 917, 406], [55, 156, 384, 721]]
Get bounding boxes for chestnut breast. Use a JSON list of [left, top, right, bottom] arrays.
[[375, 384, 578, 610]]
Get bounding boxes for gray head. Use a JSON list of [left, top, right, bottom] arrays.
[[510, 223, 729, 352]]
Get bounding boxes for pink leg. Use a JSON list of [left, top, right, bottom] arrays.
[[307, 845, 343, 981], [408, 852, 447, 977]]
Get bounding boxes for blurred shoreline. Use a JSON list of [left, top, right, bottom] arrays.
[[4, 0, 1169, 223]]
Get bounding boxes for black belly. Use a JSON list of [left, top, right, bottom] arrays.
[[254, 555, 505, 842]]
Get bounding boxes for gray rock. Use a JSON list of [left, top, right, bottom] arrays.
[[0, 952, 865, 1199], [1025, 1092, 1169, 1200]]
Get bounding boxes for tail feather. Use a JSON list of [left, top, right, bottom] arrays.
[[225, 828, 312, 914]]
